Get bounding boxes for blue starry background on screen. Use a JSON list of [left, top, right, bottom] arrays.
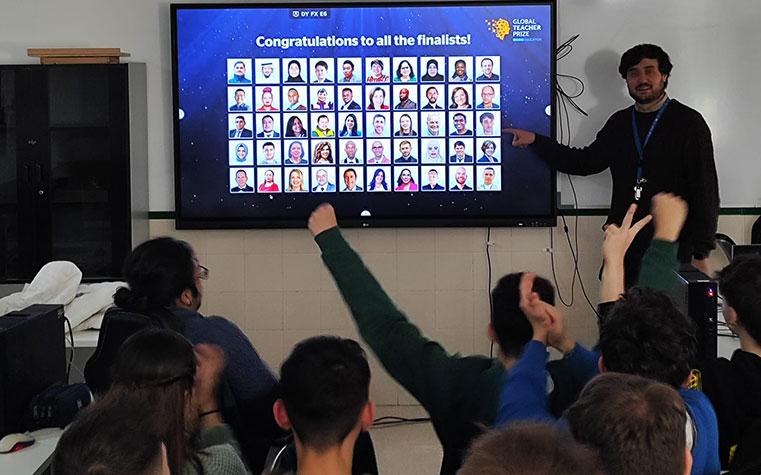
[[174, 4, 552, 221]]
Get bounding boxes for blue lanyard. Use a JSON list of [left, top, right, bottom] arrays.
[[631, 98, 671, 184]]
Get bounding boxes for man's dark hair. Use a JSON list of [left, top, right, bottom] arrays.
[[262, 141, 275, 149], [479, 112, 494, 123], [565, 373, 688, 475], [235, 115, 245, 122], [113, 237, 198, 312], [598, 287, 696, 387], [491, 273, 555, 358], [453, 112, 466, 121], [459, 422, 604, 475], [343, 59, 354, 69], [618, 44, 673, 85], [280, 336, 371, 451], [53, 397, 164, 475], [315, 60, 328, 70], [718, 254, 761, 344]]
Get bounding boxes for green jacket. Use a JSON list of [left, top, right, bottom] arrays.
[[316, 227, 502, 474]]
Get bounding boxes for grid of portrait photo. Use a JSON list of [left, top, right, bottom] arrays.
[[226, 56, 503, 194]]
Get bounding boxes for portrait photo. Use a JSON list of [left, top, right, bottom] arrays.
[[339, 139, 364, 164], [283, 58, 307, 83], [228, 86, 252, 111], [420, 56, 446, 82], [256, 167, 282, 193], [310, 57, 334, 83], [420, 165, 447, 191], [337, 57, 362, 83], [447, 57, 473, 82], [228, 140, 254, 166], [448, 164, 474, 191], [284, 166, 309, 192], [229, 167, 255, 192], [366, 165, 392, 192], [475, 55, 501, 82], [227, 58, 252, 84], [254, 85, 280, 111], [339, 166, 365, 192], [476, 165, 502, 191], [255, 58, 280, 84]]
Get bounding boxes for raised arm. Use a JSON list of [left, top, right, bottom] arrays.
[[637, 193, 688, 296], [503, 118, 615, 176], [496, 273, 557, 425], [600, 203, 653, 302], [309, 204, 487, 414]]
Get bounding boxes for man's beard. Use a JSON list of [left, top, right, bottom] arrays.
[[629, 81, 666, 105]]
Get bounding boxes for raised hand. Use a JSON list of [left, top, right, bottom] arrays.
[[602, 203, 653, 264], [193, 343, 225, 415], [308, 203, 338, 237], [650, 192, 688, 242]]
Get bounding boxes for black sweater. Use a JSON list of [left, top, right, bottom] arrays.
[[533, 99, 719, 263]]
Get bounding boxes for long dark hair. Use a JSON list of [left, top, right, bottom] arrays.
[[113, 237, 197, 330], [107, 328, 198, 474], [340, 113, 360, 137]]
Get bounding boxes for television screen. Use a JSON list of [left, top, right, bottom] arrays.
[[171, 1, 556, 228]]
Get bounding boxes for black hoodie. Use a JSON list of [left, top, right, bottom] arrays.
[[699, 349, 761, 471]]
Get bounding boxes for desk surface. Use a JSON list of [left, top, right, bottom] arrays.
[[0, 428, 62, 475]]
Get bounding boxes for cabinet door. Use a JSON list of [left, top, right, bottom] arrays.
[[0, 69, 23, 280], [45, 65, 130, 278]]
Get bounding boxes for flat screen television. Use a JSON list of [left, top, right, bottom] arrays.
[[171, 1, 556, 228]]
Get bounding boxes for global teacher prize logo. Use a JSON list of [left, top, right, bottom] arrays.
[[486, 17, 543, 42]]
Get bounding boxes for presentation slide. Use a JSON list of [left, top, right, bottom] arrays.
[[173, 2, 554, 227]]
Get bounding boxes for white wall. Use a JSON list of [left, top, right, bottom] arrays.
[[3, 1, 760, 210], [0, 0, 175, 210]]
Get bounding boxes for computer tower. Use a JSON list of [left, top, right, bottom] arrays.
[[675, 269, 718, 363], [0, 304, 65, 437]]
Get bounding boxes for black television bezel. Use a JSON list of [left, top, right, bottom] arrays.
[[171, 0, 557, 229]]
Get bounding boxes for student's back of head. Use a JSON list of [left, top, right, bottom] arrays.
[[598, 286, 696, 387], [718, 254, 761, 344], [565, 373, 690, 475], [276, 336, 372, 451], [459, 422, 604, 475], [491, 273, 555, 358], [108, 328, 197, 474], [114, 236, 198, 311], [53, 397, 168, 475]]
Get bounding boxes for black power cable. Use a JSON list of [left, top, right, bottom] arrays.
[[550, 34, 599, 318]]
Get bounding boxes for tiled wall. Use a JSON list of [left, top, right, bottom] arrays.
[[149, 214, 758, 406]]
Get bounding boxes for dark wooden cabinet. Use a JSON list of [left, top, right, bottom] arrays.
[[0, 64, 148, 282]]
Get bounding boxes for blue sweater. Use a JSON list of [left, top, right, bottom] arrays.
[[496, 239, 720, 474], [496, 341, 720, 474], [175, 307, 278, 404]]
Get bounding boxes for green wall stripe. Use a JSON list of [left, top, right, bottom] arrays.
[[149, 208, 761, 220]]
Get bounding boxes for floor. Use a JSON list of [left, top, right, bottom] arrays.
[[370, 405, 442, 474]]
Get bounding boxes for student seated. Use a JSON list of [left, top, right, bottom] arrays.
[[669, 247, 761, 470], [270, 336, 373, 475], [55, 328, 247, 475], [90, 237, 279, 472], [307, 203, 576, 474], [459, 422, 604, 475], [495, 194, 720, 475], [566, 373, 693, 475]]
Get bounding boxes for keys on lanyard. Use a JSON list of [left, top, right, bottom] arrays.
[[634, 178, 647, 201]]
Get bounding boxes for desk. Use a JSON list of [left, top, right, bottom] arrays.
[[0, 428, 63, 475]]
